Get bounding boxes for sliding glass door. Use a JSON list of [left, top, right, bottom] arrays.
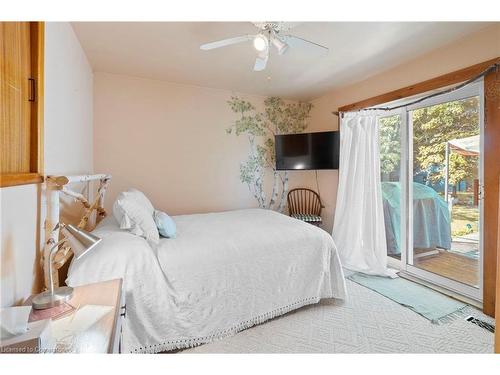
[[379, 80, 484, 301]]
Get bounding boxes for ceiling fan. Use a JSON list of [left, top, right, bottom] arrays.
[[200, 22, 329, 72]]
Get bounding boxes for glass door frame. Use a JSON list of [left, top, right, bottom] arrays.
[[385, 79, 484, 302]]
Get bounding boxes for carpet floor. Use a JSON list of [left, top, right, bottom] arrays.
[[185, 279, 494, 353]]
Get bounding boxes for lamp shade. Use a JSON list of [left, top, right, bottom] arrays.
[[61, 224, 102, 259], [271, 36, 288, 55]]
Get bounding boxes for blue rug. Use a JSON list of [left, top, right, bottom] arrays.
[[347, 273, 468, 323]]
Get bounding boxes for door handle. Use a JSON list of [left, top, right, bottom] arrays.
[[28, 78, 36, 102]]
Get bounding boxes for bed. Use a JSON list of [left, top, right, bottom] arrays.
[[66, 208, 347, 353]]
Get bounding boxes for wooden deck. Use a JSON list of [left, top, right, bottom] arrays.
[[413, 249, 479, 287]]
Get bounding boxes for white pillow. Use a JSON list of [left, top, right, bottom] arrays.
[[112, 189, 159, 244]]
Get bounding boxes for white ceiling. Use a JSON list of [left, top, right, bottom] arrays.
[[72, 22, 490, 100]]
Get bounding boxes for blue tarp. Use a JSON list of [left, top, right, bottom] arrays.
[[382, 182, 451, 255]]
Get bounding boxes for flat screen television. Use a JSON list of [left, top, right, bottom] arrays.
[[275, 131, 340, 170]]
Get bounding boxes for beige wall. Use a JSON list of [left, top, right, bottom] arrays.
[[94, 72, 312, 215], [0, 22, 93, 307], [307, 24, 500, 233]]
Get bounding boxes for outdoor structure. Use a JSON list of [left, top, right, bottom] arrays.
[[445, 135, 480, 204]]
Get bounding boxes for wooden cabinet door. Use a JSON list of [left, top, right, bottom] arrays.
[[0, 22, 32, 174]]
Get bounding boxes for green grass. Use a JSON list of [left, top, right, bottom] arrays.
[[451, 204, 479, 237]]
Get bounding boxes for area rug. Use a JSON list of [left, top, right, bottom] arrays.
[[347, 273, 468, 323]]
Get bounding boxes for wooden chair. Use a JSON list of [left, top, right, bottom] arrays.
[[287, 188, 323, 226]]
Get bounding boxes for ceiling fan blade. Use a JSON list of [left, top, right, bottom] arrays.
[[200, 35, 253, 50], [284, 35, 329, 54], [254, 50, 268, 71]]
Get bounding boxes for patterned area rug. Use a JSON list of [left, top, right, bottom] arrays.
[[185, 279, 494, 353]]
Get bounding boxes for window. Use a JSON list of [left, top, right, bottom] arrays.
[[0, 22, 44, 187]]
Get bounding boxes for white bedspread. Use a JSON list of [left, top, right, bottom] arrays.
[[67, 208, 346, 353]]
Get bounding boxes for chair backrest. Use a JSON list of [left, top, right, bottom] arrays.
[[287, 188, 322, 216]]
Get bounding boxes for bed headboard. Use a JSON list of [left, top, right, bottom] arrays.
[[43, 174, 112, 290]]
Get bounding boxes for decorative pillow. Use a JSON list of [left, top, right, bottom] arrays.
[[127, 188, 155, 215], [153, 210, 176, 239], [112, 189, 159, 244]]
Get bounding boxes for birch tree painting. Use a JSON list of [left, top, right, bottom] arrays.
[[226, 96, 313, 212]]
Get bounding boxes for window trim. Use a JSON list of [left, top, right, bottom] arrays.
[[338, 57, 500, 113]]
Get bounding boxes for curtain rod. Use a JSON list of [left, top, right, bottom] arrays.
[[331, 63, 499, 117]]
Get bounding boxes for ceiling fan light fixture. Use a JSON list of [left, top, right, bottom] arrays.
[[253, 34, 268, 52], [199, 22, 328, 72], [271, 36, 289, 55]]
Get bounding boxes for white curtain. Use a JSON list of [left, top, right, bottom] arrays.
[[332, 112, 396, 277]]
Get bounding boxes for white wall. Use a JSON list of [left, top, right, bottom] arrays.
[[44, 22, 94, 175], [0, 185, 41, 306], [0, 22, 93, 307]]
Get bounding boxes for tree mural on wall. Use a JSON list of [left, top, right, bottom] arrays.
[[226, 96, 313, 212]]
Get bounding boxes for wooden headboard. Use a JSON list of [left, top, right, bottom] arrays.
[[42, 174, 111, 290]]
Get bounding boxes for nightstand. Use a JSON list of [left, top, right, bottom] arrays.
[[24, 279, 124, 353]]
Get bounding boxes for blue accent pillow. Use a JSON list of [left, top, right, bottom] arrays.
[[154, 210, 176, 238]]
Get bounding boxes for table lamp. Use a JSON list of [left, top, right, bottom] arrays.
[[32, 224, 102, 310]]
